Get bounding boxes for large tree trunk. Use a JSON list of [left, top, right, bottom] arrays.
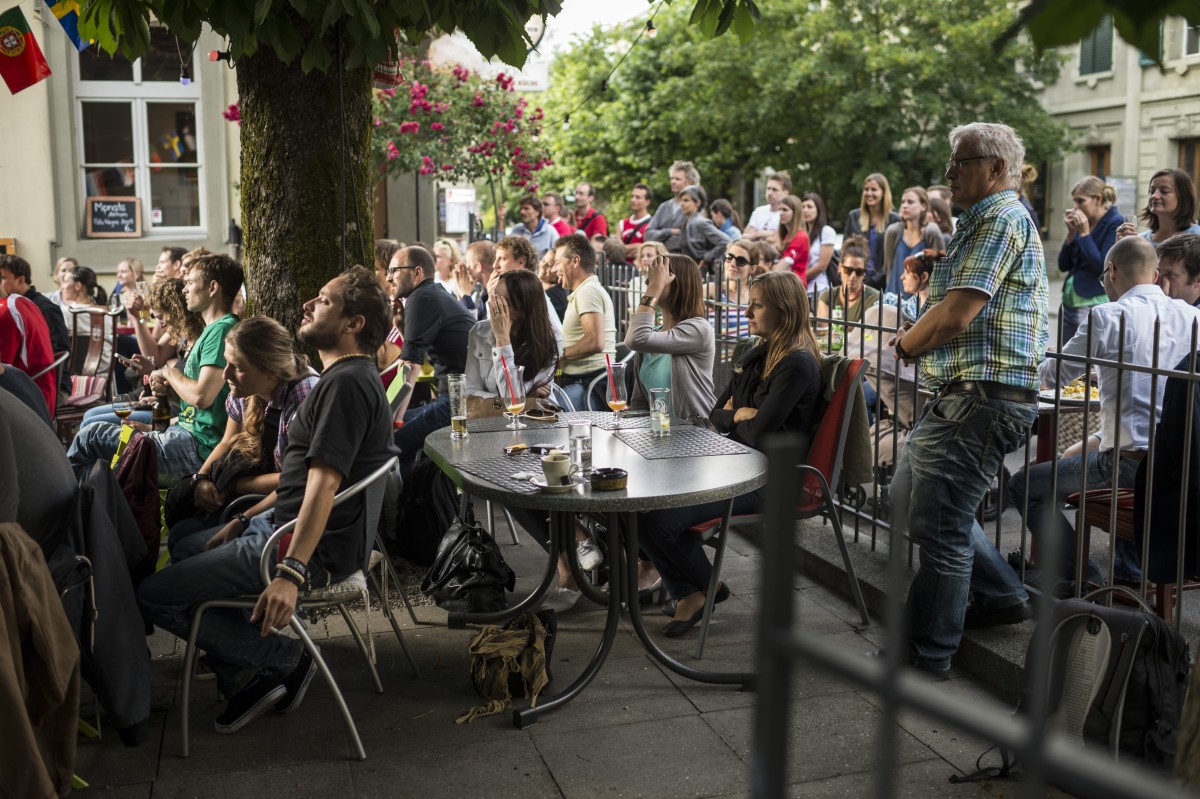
[[237, 40, 373, 332]]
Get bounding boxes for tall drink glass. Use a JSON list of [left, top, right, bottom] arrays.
[[447, 373, 468, 439]]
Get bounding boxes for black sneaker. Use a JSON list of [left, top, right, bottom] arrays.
[[214, 672, 286, 734], [273, 648, 317, 714], [963, 599, 1034, 629]]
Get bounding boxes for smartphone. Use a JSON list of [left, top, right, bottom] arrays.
[[115, 353, 136, 367]]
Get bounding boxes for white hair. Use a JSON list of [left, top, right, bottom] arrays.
[[949, 122, 1025, 191]]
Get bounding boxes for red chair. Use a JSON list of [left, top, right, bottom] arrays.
[[687, 358, 871, 658]]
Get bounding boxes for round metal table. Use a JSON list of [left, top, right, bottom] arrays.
[[423, 416, 768, 728]]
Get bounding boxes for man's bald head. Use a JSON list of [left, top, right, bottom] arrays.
[[1104, 236, 1159, 300]]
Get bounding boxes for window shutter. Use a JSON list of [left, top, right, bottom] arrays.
[[1095, 15, 1113, 72]]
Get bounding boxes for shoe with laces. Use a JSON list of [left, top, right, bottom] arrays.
[[214, 672, 286, 734], [576, 539, 604, 571]]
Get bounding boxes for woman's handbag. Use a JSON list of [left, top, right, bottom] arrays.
[[420, 516, 516, 613]]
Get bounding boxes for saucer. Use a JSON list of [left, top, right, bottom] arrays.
[[530, 475, 583, 493]]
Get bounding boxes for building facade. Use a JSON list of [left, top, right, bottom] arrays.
[[1036, 15, 1200, 258], [0, 1, 239, 285]]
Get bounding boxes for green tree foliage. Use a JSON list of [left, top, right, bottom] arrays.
[[998, 0, 1198, 58], [540, 0, 1072, 226]]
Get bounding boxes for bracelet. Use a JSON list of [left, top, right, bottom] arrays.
[[233, 513, 250, 529], [638, 293, 657, 308], [895, 339, 914, 361], [274, 563, 305, 587], [282, 557, 308, 578]]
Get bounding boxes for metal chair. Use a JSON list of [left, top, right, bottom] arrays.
[[31, 350, 70, 381], [686, 359, 872, 658], [585, 346, 635, 411], [179, 456, 416, 760]]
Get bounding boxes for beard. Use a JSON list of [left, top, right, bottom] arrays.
[[297, 319, 340, 350]]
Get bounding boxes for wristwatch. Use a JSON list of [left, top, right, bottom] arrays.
[[233, 513, 250, 529], [192, 472, 212, 484], [639, 293, 657, 308]]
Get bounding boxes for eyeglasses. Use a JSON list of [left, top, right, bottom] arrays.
[[387, 265, 418, 275], [945, 155, 996, 172], [840, 267, 867, 277], [724, 253, 752, 268]]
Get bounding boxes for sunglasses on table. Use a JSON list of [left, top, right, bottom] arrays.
[[724, 253, 752, 268]]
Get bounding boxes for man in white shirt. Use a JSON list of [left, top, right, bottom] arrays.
[[553, 233, 616, 411], [743, 171, 790, 246], [1008, 236, 1200, 587]]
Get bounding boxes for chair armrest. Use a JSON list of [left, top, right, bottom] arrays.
[[220, 494, 267, 523], [1064, 488, 1135, 509]]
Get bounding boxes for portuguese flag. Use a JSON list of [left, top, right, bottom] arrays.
[[0, 6, 51, 94]]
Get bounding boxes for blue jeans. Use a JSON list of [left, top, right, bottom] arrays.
[[82, 403, 154, 427], [395, 395, 451, 465], [638, 492, 762, 601], [137, 513, 302, 698], [1008, 450, 1143, 585], [559, 369, 606, 412], [68, 421, 202, 485], [68, 419, 201, 482], [889, 393, 1035, 671]]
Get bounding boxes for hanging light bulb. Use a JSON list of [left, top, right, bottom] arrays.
[[562, 114, 571, 131], [646, 19, 657, 39], [600, 79, 608, 92]]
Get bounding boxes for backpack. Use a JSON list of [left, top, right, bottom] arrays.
[[456, 610, 558, 723], [956, 587, 1191, 786], [386, 454, 463, 567], [1025, 587, 1190, 767]]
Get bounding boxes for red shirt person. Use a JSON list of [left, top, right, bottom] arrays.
[[0, 292, 56, 416], [620, 183, 654, 248], [572, 182, 608, 238]]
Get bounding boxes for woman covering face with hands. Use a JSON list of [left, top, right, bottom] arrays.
[[463, 269, 563, 416]]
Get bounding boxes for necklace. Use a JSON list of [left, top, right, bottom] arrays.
[[324, 353, 372, 369]]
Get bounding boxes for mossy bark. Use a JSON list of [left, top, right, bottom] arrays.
[[236, 43, 373, 333]]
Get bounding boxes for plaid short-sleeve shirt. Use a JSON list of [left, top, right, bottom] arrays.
[[919, 190, 1047, 392]]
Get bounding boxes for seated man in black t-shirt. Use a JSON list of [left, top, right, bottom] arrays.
[[137, 266, 397, 735]]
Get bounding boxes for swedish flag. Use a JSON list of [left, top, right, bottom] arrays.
[[43, 0, 87, 52]]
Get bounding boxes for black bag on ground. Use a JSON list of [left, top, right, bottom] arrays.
[[387, 454, 461, 567], [955, 586, 1190, 786], [420, 517, 516, 613]]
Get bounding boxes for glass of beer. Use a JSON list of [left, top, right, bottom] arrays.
[[113, 401, 132, 422], [606, 362, 628, 429], [447, 373, 468, 440], [499, 364, 526, 430]]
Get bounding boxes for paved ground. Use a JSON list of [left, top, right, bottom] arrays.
[[75, 513, 1079, 799]]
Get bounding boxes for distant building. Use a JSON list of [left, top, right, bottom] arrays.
[[1035, 15, 1200, 260]]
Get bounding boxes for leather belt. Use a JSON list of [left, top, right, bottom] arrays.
[[938, 380, 1038, 405], [1117, 450, 1146, 461]]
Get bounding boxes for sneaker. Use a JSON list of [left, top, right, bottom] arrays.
[[195, 654, 216, 682], [273, 648, 317, 714], [540, 585, 582, 613], [214, 672, 286, 734], [963, 599, 1034, 629], [576, 539, 604, 571], [862, 649, 950, 681]]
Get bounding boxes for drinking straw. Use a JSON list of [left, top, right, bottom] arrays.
[[499, 354, 518, 407], [605, 353, 617, 401]]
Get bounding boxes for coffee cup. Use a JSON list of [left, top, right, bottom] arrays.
[[541, 451, 579, 484]]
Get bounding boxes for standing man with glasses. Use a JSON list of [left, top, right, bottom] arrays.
[[388, 245, 475, 467], [883, 122, 1047, 676]]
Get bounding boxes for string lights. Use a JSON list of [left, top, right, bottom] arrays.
[[554, 0, 665, 128]]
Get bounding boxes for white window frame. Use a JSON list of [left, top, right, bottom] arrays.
[[1184, 21, 1200, 58], [72, 41, 205, 237]]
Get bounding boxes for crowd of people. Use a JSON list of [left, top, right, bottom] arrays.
[[4, 119, 1200, 747]]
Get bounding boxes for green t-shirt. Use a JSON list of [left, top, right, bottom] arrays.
[[177, 313, 237, 459]]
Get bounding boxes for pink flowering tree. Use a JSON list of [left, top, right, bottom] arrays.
[[371, 50, 551, 235]]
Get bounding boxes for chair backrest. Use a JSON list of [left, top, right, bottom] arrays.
[[799, 358, 867, 513], [550, 382, 575, 412], [259, 455, 400, 585]]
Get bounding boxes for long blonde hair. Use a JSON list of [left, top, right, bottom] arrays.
[[751, 271, 819, 378], [225, 317, 309, 465], [859, 173, 894, 233]]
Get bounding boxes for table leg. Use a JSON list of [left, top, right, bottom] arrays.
[[622, 512, 755, 691], [513, 510, 623, 729]]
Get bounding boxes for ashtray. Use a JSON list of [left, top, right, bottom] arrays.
[[589, 467, 628, 491]]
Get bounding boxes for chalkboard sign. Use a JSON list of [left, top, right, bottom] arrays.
[[85, 196, 142, 238]]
